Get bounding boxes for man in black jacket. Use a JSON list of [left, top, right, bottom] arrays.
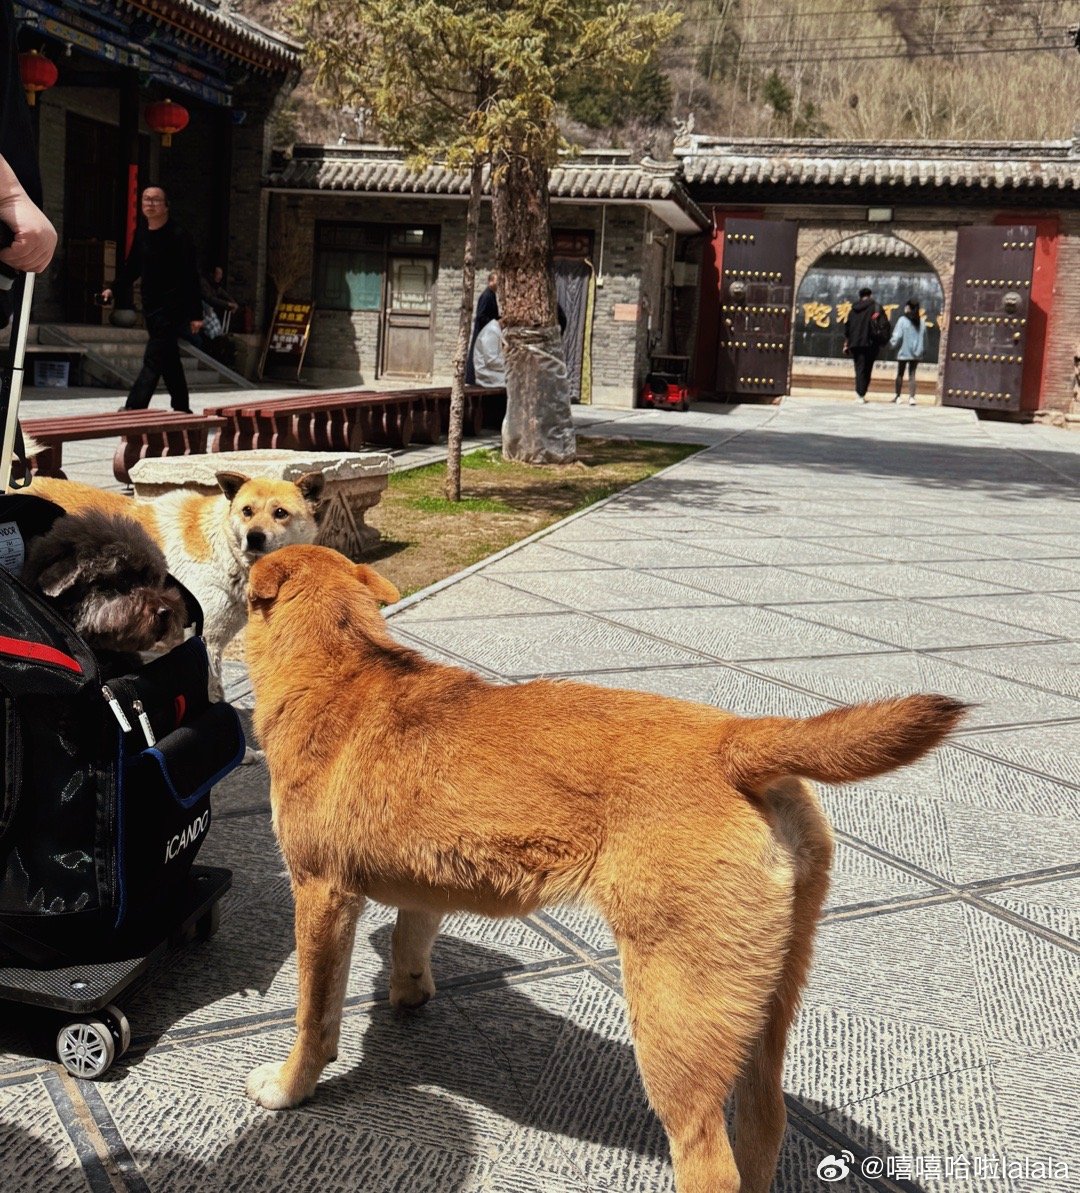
[[101, 186, 203, 412], [843, 286, 888, 404]]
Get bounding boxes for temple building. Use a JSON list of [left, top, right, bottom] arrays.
[[13, 6, 1080, 422], [260, 137, 1080, 418], [15, 0, 300, 325]]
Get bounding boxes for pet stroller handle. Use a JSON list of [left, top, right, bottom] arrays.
[[0, 219, 36, 494]]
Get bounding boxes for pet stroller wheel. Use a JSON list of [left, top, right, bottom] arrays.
[[196, 902, 221, 941], [56, 1019, 116, 1079], [102, 1004, 132, 1056]]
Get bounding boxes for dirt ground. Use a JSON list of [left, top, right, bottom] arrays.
[[365, 438, 700, 597]]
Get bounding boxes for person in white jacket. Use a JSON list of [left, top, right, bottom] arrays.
[[471, 317, 506, 388], [889, 299, 927, 405]]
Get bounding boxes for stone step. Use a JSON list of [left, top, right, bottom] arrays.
[[791, 366, 937, 396], [36, 323, 150, 344]]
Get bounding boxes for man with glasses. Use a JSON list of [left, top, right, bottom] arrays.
[[101, 185, 203, 413]]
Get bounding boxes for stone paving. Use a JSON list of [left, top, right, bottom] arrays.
[[2, 396, 1079, 1192]]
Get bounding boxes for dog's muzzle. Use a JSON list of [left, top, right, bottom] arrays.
[[245, 530, 267, 555]]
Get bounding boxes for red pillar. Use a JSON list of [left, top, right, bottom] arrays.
[[993, 212, 1059, 413]]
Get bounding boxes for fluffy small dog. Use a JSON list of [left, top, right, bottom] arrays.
[[242, 544, 968, 1193], [26, 472, 324, 694], [22, 509, 187, 673]]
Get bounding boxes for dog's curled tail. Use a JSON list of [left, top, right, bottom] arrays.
[[724, 695, 969, 789]]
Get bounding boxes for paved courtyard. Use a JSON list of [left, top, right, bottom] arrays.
[[2, 396, 1079, 1191]]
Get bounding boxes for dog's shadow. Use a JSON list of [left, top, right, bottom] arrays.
[[1, 922, 930, 1193], [197, 924, 926, 1192], [320, 925, 668, 1166]]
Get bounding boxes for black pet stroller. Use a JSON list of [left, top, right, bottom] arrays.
[[0, 250, 243, 1079]]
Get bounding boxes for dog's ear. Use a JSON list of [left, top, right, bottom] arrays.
[[353, 565, 400, 606], [215, 471, 251, 503], [294, 471, 326, 516], [247, 554, 288, 605], [34, 554, 82, 598]]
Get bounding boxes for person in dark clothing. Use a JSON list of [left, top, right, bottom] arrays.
[[101, 186, 203, 412], [201, 264, 238, 320], [843, 286, 888, 404], [0, 0, 56, 276], [465, 271, 499, 385]]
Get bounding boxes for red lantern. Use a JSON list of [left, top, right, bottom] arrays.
[[18, 49, 58, 107], [144, 98, 190, 147]]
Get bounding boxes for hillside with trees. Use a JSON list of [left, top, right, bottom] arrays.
[[240, 0, 1080, 150]]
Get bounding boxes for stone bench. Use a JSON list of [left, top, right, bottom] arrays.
[[129, 448, 393, 559]]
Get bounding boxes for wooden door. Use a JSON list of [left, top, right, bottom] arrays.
[[942, 226, 1036, 413], [381, 257, 436, 378], [715, 219, 797, 399]]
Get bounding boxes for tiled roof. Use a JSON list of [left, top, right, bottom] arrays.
[[825, 234, 921, 259], [266, 147, 709, 227], [122, 0, 302, 74], [679, 138, 1080, 193]]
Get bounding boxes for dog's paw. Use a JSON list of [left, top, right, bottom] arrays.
[[390, 969, 436, 1010], [241, 747, 265, 766], [246, 1062, 309, 1110]]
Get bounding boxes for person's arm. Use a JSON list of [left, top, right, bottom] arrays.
[[101, 231, 142, 304], [889, 318, 904, 351], [0, 155, 56, 273]]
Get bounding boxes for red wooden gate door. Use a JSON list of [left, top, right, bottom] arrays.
[[942, 225, 1036, 413], [715, 219, 797, 399]]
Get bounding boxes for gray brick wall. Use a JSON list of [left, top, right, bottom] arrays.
[[275, 193, 655, 404]]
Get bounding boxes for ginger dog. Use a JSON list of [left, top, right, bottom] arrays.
[[26, 473, 323, 693], [243, 544, 966, 1193]]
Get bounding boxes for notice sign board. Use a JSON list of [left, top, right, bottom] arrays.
[[259, 300, 314, 380]]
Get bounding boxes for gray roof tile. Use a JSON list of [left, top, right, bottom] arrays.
[[679, 138, 1080, 192]]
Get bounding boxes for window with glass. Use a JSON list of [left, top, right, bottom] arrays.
[[314, 224, 439, 312], [314, 224, 384, 311]]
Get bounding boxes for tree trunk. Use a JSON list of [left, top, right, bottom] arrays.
[[492, 154, 576, 465], [445, 160, 484, 501]]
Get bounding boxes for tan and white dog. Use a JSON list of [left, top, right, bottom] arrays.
[[26, 472, 324, 694]]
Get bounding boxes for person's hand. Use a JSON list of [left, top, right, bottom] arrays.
[[100, 288, 113, 305], [228, 301, 238, 312], [842, 343, 850, 356], [0, 185, 57, 274], [190, 319, 204, 335]]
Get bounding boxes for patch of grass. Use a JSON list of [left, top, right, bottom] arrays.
[[367, 438, 701, 597], [409, 494, 513, 514], [461, 448, 504, 470]]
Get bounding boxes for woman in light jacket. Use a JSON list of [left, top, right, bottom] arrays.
[[890, 298, 926, 405]]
